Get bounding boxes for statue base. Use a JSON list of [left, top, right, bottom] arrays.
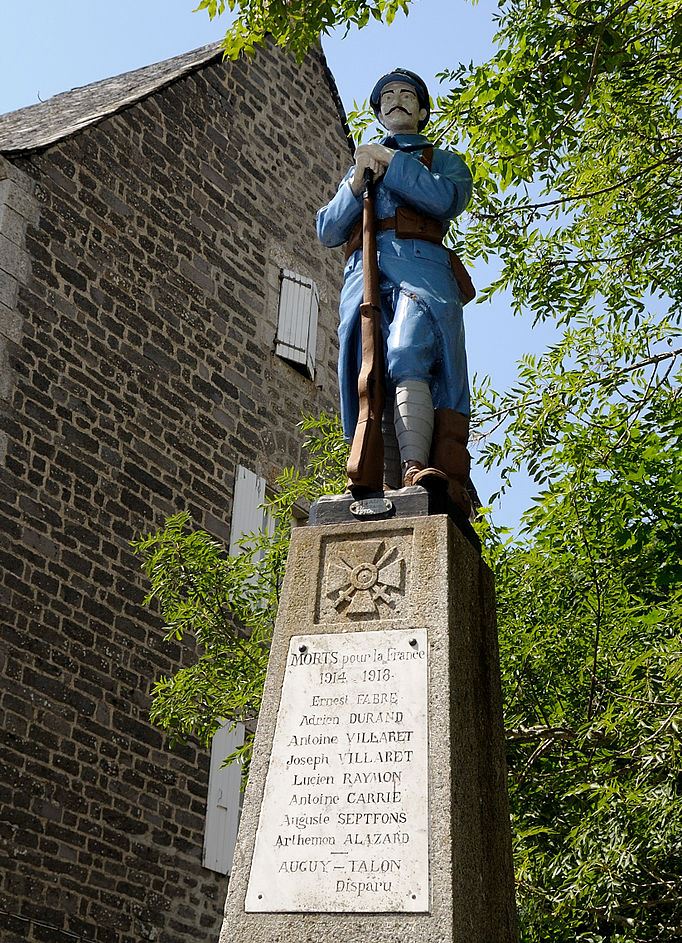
[[309, 485, 481, 552], [219, 515, 517, 942]]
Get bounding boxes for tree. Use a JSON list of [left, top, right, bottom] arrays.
[[135, 404, 681, 941], [132, 414, 347, 774], [486, 378, 681, 941], [194, 0, 414, 60], [134, 396, 681, 941]]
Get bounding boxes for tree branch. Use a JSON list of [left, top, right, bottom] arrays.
[[545, 224, 682, 266], [471, 150, 682, 221], [506, 724, 577, 742], [473, 347, 681, 429]]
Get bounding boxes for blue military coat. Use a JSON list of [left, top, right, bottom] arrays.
[[316, 133, 473, 440]]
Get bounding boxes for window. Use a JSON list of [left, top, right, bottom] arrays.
[[275, 269, 319, 380], [202, 465, 272, 874]]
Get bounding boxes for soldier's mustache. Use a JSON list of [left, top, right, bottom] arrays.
[[388, 106, 409, 114]]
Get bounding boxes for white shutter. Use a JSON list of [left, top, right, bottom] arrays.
[[229, 465, 267, 555], [275, 269, 319, 379], [202, 722, 245, 874], [203, 468, 273, 873]]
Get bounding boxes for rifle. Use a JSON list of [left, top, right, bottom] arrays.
[[346, 168, 385, 493]]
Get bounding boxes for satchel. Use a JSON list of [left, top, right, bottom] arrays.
[[393, 205, 444, 243], [448, 251, 476, 305], [393, 206, 476, 305]]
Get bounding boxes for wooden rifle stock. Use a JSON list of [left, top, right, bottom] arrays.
[[346, 168, 385, 492]]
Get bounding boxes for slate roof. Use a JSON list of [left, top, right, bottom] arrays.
[[0, 42, 352, 158], [0, 43, 225, 155]]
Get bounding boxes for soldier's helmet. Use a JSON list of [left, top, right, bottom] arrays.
[[370, 68, 431, 131]]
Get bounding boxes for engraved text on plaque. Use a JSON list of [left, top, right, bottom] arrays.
[[245, 629, 429, 912]]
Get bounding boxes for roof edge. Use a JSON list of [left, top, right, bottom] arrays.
[[1, 40, 355, 161], [0, 43, 223, 157], [316, 43, 355, 158]]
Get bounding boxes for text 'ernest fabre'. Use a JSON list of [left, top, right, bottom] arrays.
[[245, 629, 429, 913]]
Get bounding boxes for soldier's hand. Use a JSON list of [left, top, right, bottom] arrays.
[[350, 144, 396, 196]]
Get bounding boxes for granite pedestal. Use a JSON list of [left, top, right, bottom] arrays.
[[219, 514, 517, 942]]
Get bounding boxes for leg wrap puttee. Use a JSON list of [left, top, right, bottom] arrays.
[[394, 380, 434, 469]]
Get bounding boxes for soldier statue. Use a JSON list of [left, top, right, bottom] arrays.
[[316, 68, 474, 515]]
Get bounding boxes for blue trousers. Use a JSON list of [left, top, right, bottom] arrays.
[[337, 234, 470, 439]]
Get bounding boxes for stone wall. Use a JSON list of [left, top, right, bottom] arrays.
[[0, 42, 351, 943]]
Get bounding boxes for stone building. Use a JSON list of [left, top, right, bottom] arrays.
[[0, 42, 352, 943]]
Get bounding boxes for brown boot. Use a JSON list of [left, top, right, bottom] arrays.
[[429, 409, 472, 517], [403, 461, 448, 490]]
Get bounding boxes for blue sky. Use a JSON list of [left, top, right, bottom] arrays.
[[0, 0, 554, 528]]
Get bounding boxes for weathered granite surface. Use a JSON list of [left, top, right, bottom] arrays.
[[220, 514, 518, 942]]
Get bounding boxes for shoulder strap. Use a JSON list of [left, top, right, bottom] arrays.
[[420, 146, 434, 170]]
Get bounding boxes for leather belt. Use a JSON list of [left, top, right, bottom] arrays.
[[345, 208, 444, 260], [343, 211, 476, 305], [376, 215, 443, 241]]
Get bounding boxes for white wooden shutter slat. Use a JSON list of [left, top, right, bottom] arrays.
[[278, 272, 297, 347], [284, 273, 310, 352], [306, 284, 319, 379], [276, 269, 304, 357], [203, 470, 273, 874]]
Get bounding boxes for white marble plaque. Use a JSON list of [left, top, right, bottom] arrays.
[[245, 629, 429, 913]]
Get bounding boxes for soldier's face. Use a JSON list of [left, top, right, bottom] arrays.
[[379, 83, 427, 133]]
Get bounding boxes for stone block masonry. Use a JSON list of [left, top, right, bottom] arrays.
[[0, 42, 352, 943], [0, 158, 41, 450]]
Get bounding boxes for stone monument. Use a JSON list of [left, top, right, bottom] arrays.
[[219, 511, 517, 941], [219, 67, 517, 942]]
